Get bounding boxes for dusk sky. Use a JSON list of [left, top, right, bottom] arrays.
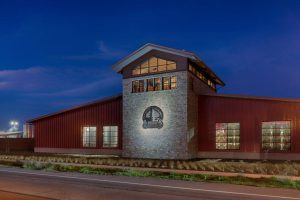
[[0, 0, 300, 130]]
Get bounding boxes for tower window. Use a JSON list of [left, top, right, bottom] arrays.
[[132, 57, 176, 75], [162, 76, 177, 90], [132, 80, 144, 93], [147, 78, 161, 91]]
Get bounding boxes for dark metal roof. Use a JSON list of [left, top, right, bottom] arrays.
[[27, 94, 122, 123], [112, 43, 225, 86]]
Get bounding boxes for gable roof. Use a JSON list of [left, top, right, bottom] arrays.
[[112, 43, 225, 86], [27, 94, 122, 123]]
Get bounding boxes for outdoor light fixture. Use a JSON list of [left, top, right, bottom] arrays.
[[9, 120, 19, 132]]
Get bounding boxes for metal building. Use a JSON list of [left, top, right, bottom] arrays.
[[26, 43, 300, 160]]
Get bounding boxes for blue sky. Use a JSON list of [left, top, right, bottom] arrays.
[[0, 0, 300, 130]]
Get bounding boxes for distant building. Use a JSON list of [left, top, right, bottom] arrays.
[[26, 43, 300, 160], [0, 131, 23, 138]]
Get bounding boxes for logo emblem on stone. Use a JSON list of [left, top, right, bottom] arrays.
[[142, 106, 163, 129]]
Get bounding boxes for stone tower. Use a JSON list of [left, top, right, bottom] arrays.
[[112, 44, 224, 159]]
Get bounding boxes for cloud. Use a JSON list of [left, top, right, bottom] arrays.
[[63, 41, 125, 61], [32, 76, 120, 97], [0, 66, 121, 97], [0, 67, 47, 91]]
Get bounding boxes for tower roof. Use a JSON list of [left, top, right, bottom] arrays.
[[112, 43, 225, 86]]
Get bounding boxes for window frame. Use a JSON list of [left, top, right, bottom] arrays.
[[215, 122, 240, 151], [261, 120, 292, 152], [146, 77, 161, 92], [82, 126, 97, 148], [132, 56, 177, 76], [132, 80, 145, 93], [162, 76, 177, 90], [102, 125, 119, 148]]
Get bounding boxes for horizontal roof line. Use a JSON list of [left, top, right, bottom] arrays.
[[201, 93, 300, 103]]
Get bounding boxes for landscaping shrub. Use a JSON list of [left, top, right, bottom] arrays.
[[0, 152, 300, 176]]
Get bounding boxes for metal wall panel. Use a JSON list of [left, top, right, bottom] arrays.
[[198, 95, 300, 153], [30, 96, 122, 150]]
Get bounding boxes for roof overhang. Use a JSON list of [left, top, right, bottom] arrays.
[[112, 43, 198, 73], [112, 43, 225, 86]]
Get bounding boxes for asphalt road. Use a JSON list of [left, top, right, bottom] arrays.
[[0, 167, 299, 200], [0, 190, 54, 200]]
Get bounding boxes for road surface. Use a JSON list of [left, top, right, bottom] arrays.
[[0, 190, 54, 200], [0, 166, 299, 200]]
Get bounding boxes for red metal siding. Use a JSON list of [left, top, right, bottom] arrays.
[[0, 138, 34, 152], [198, 95, 300, 153], [31, 96, 122, 151]]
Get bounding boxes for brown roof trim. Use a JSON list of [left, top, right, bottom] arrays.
[[189, 59, 225, 86], [201, 93, 300, 103], [112, 43, 225, 86], [27, 94, 122, 123]]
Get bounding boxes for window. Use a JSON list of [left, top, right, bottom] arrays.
[[262, 121, 291, 151], [103, 126, 118, 148], [132, 57, 176, 75], [147, 78, 161, 91], [163, 77, 170, 90], [189, 64, 216, 90], [163, 76, 177, 90], [133, 76, 176, 93], [132, 80, 144, 93], [83, 126, 96, 147], [171, 76, 177, 89], [216, 123, 240, 150]]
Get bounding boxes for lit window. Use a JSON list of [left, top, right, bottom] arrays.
[[166, 60, 176, 70], [162, 76, 177, 90], [147, 79, 154, 91], [189, 64, 215, 90], [162, 77, 171, 90], [83, 126, 96, 147], [103, 126, 118, 148], [147, 78, 161, 91], [132, 57, 176, 75], [262, 121, 291, 151], [171, 76, 177, 89], [140, 61, 149, 74], [154, 78, 161, 91], [132, 67, 141, 75], [216, 123, 240, 150], [132, 80, 144, 93]]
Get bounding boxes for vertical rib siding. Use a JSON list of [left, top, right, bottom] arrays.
[[198, 95, 300, 153], [32, 97, 122, 150]]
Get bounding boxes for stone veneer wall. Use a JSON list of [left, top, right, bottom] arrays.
[[122, 71, 191, 159]]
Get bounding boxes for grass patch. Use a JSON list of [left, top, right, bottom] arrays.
[[14, 161, 300, 190]]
